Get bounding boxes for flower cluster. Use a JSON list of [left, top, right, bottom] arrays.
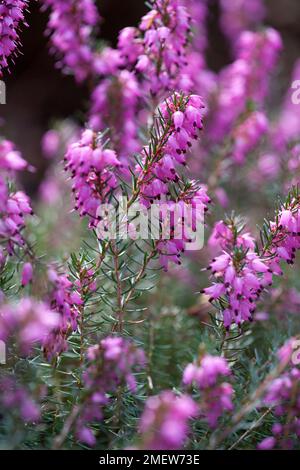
[[76, 336, 145, 446], [0, 377, 40, 423], [0, 188, 32, 254], [0, 140, 33, 254], [264, 196, 300, 268], [274, 59, 300, 149], [157, 184, 211, 270], [237, 29, 282, 104], [137, 391, 197, 450], [0, 297, 59, 355], [137, 93, 205, 206], [0, 139, 29, 171], [219, 0, 265, 54], [118, 0, 192, 96], [230, 111, 268, 165], [183, 0, 208, 54], [43, 267, 85, 360], [42, 0, 99, 82], [132, 92, 209, 269], [203, 218, 272, 328], [0, 0, 28, 74], [203, 192, 300, 328], [89, 71, 141, 165], [183, 354, 233, 427], [64, 129, 120, 228], [258, 340, 300, 450], [209, 29, 282, 142]]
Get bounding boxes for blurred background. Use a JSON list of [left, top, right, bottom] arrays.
[[1, 0, 300, 195]]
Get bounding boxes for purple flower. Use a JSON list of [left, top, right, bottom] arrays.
[[76, 337, 145, 446], [21, 262, 33, 287], [89, 70, 141, 166], [64, 129, 120, 229], [258, 339, 300, 449], [138, 391, 198, 450], [0, 377, 40, 423], [183, 354, 233, 428], [43, 267, 86, 360], [42, 0, 99, 82], [118, 0, 192, 96], [258, 436, 276, 450], [0, 1, 28, 74], [220, 0, 265, 54], [0, 297, 59, 355]]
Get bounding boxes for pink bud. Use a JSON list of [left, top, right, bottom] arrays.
[[21, 263, 33, 287]]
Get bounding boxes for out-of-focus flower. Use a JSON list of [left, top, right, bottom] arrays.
[[231, 111, 268, 165], [219, 0, 265, 54], [21, 262, 33, 287], [258, 339, 300, 449], [0, 297, 59, 355], [42, 0, 99, 82], [89, 71, 141, 166], [0, 377, 40, 423], [183, 354, 233, 427], [43, 267, 85, 360], [137, 391, 197, 450], [76, 336, 145, 446], [0, 139, 29, 172], [42, 130, 61, 159]]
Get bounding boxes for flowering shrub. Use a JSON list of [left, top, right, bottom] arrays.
[[0, 0, 300, 451]]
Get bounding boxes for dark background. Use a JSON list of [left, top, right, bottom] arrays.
[[1, 0, 300, 194]]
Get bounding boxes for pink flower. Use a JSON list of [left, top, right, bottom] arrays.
[[231, 111, 268, 165], [0, 1, 28, 74], [0, 139, 28, 171], [138, 391, 198, 450], [64, 129, 120, 229], [42, 0, 99, 82], [118, 0, 192, 96], [0, 298, 59, 355], [183, 354, 234, 428], [258, 436, 276, 450], [43, 267, 88, 360], [0, 377, 40, 423], [220, 0, 265, 54], [89, 70, 140, 165], [76, 337, 145, 446], [258, 339, 300, 449], [21, 262, 33, 287], [42, 130, 60, 159]]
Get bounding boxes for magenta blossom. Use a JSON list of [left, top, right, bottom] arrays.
[[64, 129, 120, 229], [138, 391, 198, 450], [21, 262, 33, 287], [183, 354, 234, 428], [0, 297, 59, 355], [42, 0, 99, 82], [76, 337, 145, 446], [0, 1, 28, 74]]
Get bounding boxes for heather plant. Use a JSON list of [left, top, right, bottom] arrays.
[[0, 0, 300, 451]]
